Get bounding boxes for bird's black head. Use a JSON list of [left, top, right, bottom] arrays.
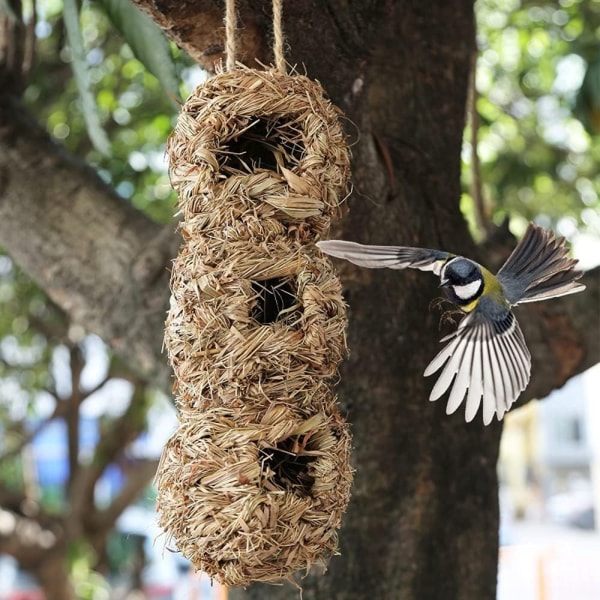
[[440, 258, 484, 307]]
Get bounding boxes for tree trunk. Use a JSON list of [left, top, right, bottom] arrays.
[[35, 552, 77, 600], [233, 2, 505, 598]]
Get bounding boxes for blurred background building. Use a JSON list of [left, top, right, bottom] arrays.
[[498, 363, 600, 599]]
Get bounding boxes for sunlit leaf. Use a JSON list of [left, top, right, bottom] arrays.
[[63, 0, 111, 155], [99, 0, 180, 104], [464, 0, 600, 235]]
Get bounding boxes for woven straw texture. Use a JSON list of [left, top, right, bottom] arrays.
[[157, 67, 353, 587]]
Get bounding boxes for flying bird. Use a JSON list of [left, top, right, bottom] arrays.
[[316, 223, 585, 425]]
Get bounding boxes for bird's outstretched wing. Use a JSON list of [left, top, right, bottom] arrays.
[[496, 222, 585, 305], [424, 297, 531, 425], [316, 240, 452, 275]]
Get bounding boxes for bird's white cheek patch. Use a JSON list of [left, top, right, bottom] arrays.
[[452, 280, 482, 300]]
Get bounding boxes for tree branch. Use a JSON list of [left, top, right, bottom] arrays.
[[66, 384, 149, 536], [91, 458, 158, 534], [66, 346, 84, 492], [0, 95, 177, 388], [130, 0, 271, 70], [519, 266, 600, 404]]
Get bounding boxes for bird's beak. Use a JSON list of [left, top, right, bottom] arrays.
[[439, 279, 449, 288]]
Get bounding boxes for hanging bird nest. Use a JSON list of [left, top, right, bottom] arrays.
[[156, 397, 353, 587], [167, 67, 350, 237], [157, 66, 353, 587], [166, 245, 347, 411]]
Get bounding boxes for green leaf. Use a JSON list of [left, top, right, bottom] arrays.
[[63, 0, 111, 155], [99, 0, 181, 104]]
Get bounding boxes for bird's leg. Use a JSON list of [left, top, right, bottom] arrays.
[[429, 297, 462, 330]]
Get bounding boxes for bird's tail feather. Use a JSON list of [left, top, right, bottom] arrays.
[[497, 223, 585, 304]]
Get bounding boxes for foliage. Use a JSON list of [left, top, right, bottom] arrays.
[[463, 0, 600, 239], [63, 0, 112, 154], [27, 0, 197, 223], [68, 540, 111, 600], [0, 254, 58, 427]]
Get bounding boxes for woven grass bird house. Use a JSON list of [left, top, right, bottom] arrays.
[[155, 7, 353, 586]]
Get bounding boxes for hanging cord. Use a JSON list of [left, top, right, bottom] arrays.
[[225, 0, 237, 70], [272, 0, 286, 74], [224, 0, 286, 72]]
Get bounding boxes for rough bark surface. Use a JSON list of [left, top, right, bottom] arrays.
[[1, 1, 599, 599]]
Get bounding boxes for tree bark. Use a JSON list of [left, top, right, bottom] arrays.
[[35, 550, 78, 600], [1, 1, 599, 599], [0, 505, 76, 600], [0, 95, 177, 388]]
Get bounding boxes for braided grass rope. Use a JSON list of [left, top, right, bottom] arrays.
[[157, 66, 353, 586]]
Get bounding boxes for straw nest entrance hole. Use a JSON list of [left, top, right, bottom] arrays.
[[157, 67, 353, 587], [157, 400, 353, 587], [259, 433, 318, 497], [220, 117, 305, 176], [251, 276, 299, 326], [168, 68, 350, 231]]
